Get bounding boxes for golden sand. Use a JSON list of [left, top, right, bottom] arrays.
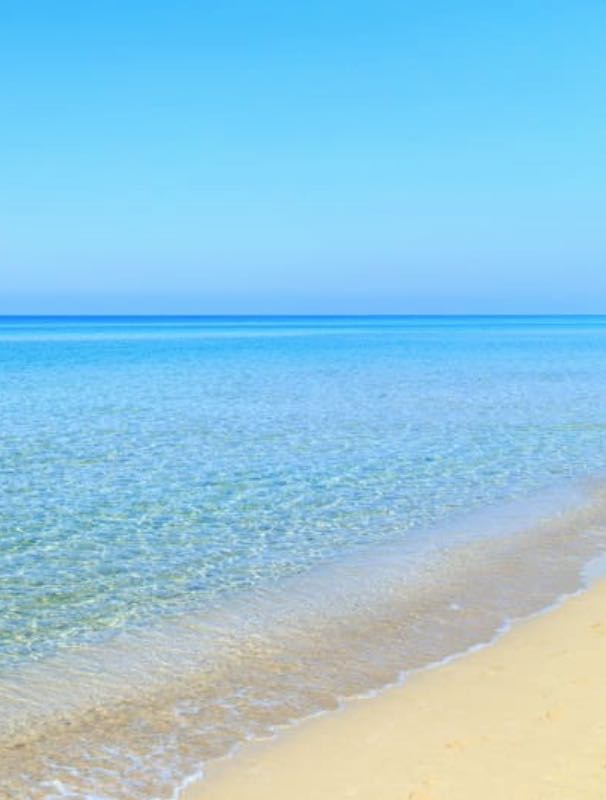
[[185, 580, 606, 799]]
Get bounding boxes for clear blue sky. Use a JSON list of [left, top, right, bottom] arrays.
[[1, 1, 605, 314]]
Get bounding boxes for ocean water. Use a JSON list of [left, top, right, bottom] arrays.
[[2, 315, 606, 798]]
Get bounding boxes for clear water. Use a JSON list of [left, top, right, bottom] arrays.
[[2, 315, 606, 798]]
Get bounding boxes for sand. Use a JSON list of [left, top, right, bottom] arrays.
[[184, 579, 606, 800]]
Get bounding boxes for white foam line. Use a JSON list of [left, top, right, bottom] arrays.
[[171, 550, 606, 799]]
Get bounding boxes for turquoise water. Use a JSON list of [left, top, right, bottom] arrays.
[[3, 315, 606, 798]]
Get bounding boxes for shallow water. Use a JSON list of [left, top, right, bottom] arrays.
[[2, 316, 606, 797]]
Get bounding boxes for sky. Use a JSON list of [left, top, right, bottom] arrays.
[[1, 0, 605, 314]]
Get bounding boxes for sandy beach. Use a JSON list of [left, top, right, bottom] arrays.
[[186, 579, 606, 800]]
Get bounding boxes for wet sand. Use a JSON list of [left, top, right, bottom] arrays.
[[186, 579, 606, 800]]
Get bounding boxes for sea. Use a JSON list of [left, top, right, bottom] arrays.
[[2, 315, 606, 798]]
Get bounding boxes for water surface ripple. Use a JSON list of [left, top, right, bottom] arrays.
[[2, 315, 606, 798]]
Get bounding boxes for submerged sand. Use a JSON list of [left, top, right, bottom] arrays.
[[186, 579, 606, 799]]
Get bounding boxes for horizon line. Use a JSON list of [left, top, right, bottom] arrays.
[[0, 313, 605, 320]]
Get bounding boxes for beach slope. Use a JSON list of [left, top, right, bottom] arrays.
[[187, 580, 606, 800]]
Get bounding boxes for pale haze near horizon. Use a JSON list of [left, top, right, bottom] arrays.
[[1, 1, 605, 315]]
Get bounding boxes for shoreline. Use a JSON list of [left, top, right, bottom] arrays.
[[3, 483, 606, 797], [184, 576, 606, 799]]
